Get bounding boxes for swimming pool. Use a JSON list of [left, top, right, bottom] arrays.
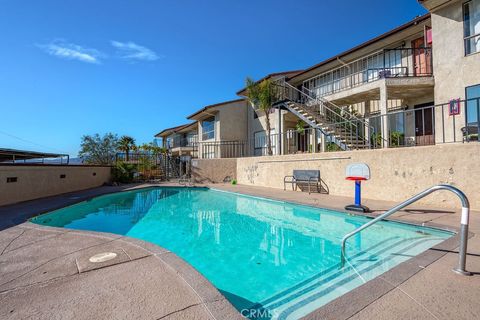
[[31, 187, 452, 319]]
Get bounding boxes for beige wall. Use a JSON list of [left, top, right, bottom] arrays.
[[196, 100, 249, 159], [236, 143, 480, 210], [432, 0, 480, 101], [0, 165, 111, 206], [247, 105, 286, 155], [431, 0, 480, 142], [218, 100, 248, 141], [196, 100, 248, 144], [191, 158, 237, 183]]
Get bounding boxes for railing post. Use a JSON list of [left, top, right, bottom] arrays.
[[454, 205, 471, 275]]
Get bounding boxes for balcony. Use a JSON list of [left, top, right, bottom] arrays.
[[167, 135, 198, 150], [197, 141, 246, 159], [303, 48, 433, 98]]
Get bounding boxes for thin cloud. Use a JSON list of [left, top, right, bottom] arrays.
[[111, 40, 161, 61], [37, 40, 104, 64]]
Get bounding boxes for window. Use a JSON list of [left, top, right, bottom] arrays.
[[165, 137, 173, 149], [202, 116, 215, 140], [466, 84, 480, 125], [253, 130, 276, 156], [464, 0, 480, 55]]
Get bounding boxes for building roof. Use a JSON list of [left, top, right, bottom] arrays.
[[0, 148, 69, 163], [417, 0, 451, 11], [288, 13, 431, 83], [236, 70, 304, 96], [154, 122, 197, 137], [187, 98, 246, 120]]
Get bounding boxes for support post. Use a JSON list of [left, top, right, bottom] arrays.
[[320, 132, 326, 152], [379, 82, 389, 148], [277, 108, 282, 155]]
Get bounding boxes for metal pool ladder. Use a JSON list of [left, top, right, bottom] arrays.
[[340, 184, 472, 276]]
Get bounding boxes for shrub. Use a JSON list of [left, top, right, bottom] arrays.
[[389, 131, 405, 147], [326, 142, 342, 152], [370, 132, 383, 148], [231, 179, 237, 185], [112, 161, 136, 183]]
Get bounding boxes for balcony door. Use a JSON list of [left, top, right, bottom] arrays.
[[414, 102, 435, 146], [412, 37, 432, 76]]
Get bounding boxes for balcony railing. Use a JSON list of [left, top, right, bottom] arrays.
[[303, 48, 433, 98], [167, 135, 198, 149], [253, 128, 322, 156], [249, 98, 479, 155], [364, 97, 479, 148], [197, 141, 246, 159]]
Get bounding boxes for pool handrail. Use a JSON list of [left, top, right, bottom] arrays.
[[340, 184, 472, 276]]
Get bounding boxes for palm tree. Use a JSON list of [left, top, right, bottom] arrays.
[[245, 77, 277, 155], [118, 136, 136, 161], [139, 143, 153, 153]]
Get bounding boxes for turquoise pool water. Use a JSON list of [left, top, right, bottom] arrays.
[[31, 187, 452, 319]]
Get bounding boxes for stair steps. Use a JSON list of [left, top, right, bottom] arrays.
[[253, 234, 439, 319]]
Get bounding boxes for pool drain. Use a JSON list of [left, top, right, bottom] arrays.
[[89, 252, 117, 263]]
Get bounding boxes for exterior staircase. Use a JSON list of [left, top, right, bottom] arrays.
[[274, 79, 377, 151], [158, 154, 181, 180]]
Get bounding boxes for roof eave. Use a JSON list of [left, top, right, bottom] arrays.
[[235, 70, 304, 96], [186, 98, 245, 120]]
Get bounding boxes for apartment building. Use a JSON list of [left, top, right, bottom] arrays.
[[155, 122, 198, 158], [420, 0, 480, 142], [156, 0, 479, 159]]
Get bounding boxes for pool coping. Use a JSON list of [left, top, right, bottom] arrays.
[[15, 221, 243, 320], [9, 183, 472, 320], [1, 184, 243, 320], [200, 185, 470, 320]]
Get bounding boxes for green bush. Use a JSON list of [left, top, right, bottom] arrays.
[[231, 179, 237, 185], [326, 142, 342, 152], [112, 161, 136, 183], [370, 132, 383, 148], [389, 131, 405, 147]]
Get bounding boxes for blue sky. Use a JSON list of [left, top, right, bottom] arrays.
[[0, 0, 427, 156]]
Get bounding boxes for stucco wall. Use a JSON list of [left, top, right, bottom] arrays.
[[432, 0, 480, 101], [236, 143, 480, 210], [248, 105, 289, 156], [196, 100, 248, 144], [218, 100, 248, 141], [0, 165, 111, 206], [431, 0, 480, 142], [191, 158, 237, 183]]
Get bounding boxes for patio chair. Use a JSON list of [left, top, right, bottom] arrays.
[[461, 123, 478, 142], [284, 170, 321, 194]]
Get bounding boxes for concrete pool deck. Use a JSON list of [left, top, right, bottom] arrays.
[[0, 183, 479, 319]]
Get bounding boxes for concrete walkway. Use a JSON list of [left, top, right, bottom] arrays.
[[212, 184, 480, 320], [0, 183, 479, 319], [0, 185, 241, 320]]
